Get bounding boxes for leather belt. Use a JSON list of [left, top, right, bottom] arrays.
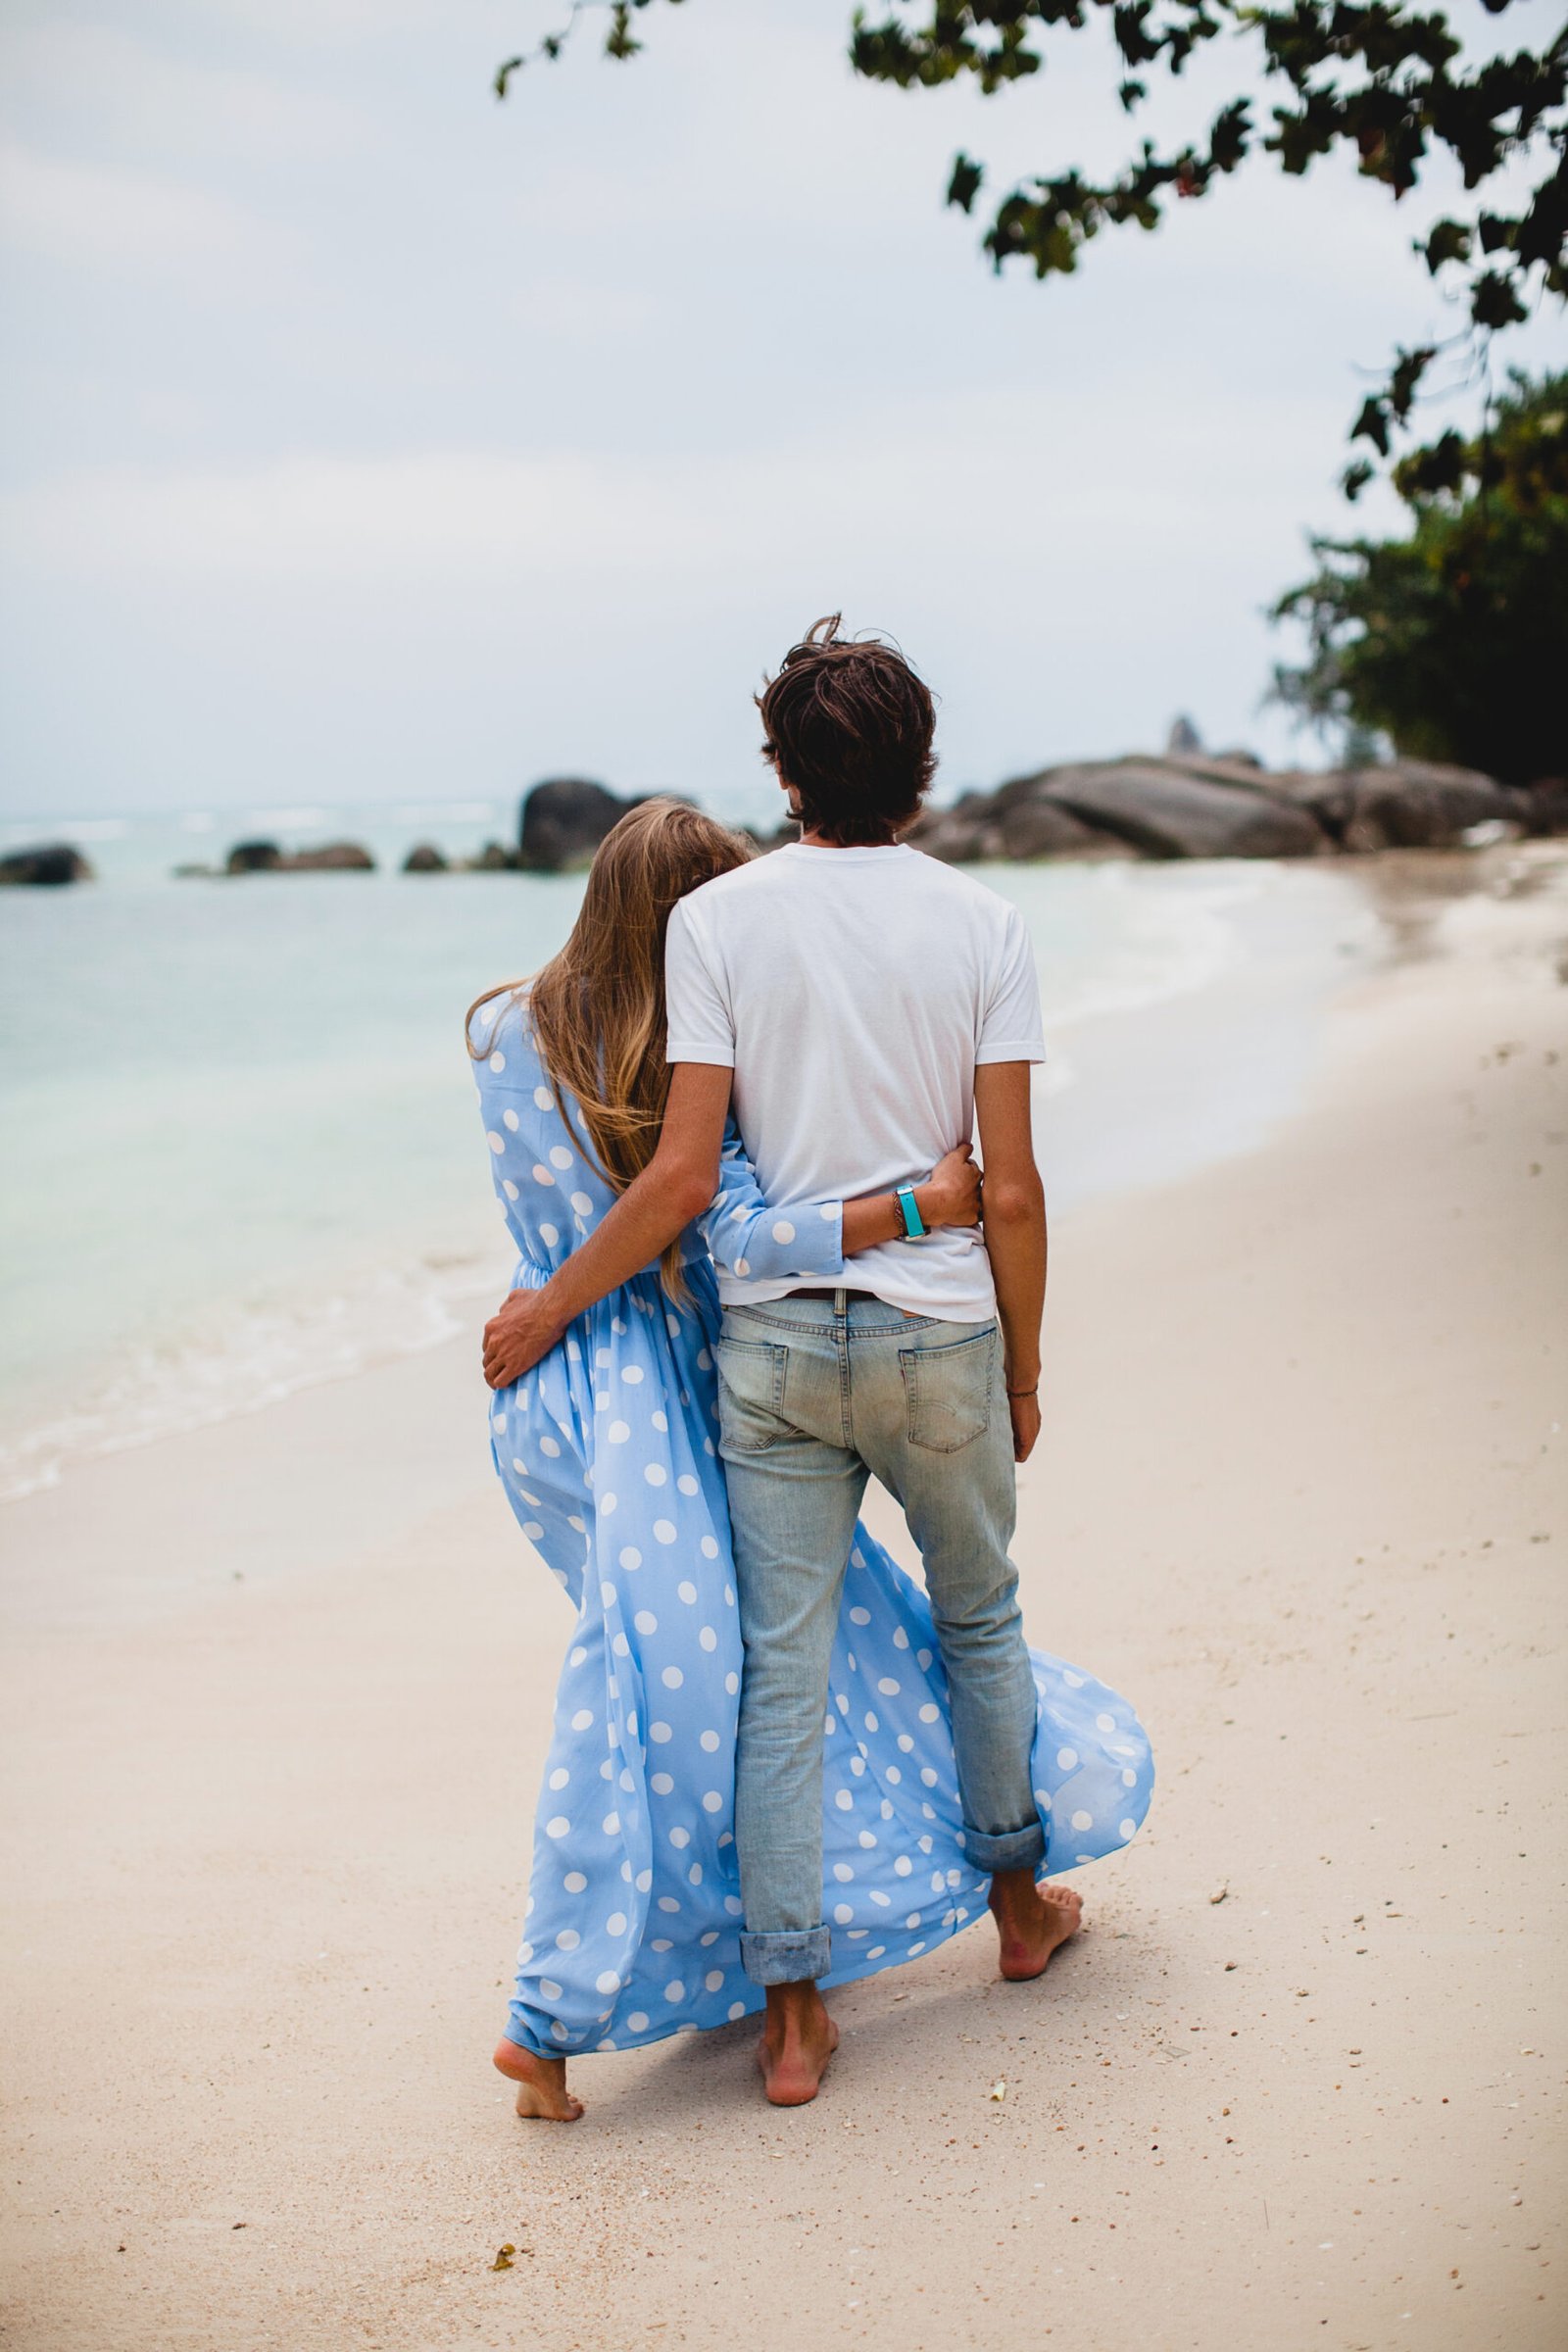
[[787, 1287, 879, 1303]]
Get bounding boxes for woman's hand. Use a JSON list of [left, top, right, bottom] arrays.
[[919, 1144, 982, 1231], [482, 1288, 568, 1391]]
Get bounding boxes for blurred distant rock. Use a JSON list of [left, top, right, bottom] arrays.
[[518, 778, 636, 872], [912, 785, 1129, 864], [906, 750, 1568, 865], [282, 841, 375, 871], [0, 843, 93, 887], [466, 841, 520, 872], [1166, 714, 1202, 756], [222, 837, 375, 873], [1526, 776, 1568, 834], [402, 843, 449, 872], [1048, 761, 1326, 858], [225, 840, 282, 873], [1277, 760, 1530, 851]]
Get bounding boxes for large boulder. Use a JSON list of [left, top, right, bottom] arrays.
[[402, 842, 449, 873], [517, 778, 633, 872], [1041, 761, 1327, 859], [0, 843, 93, 886], [911, 780, 1129, 863], [1277, 760, 1527, 851]]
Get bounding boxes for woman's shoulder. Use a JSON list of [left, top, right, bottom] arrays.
[[466, 983, 537, 1070]]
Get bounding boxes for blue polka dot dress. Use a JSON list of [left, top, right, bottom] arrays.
[[471, 992, 1154, 2057]]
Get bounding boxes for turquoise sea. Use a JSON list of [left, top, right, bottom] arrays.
[[0, 798, 1388, 1500]]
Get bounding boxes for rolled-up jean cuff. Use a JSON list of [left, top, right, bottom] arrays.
[[963, 1819, 1047, 1873], [740, 1926, 831, 1985]]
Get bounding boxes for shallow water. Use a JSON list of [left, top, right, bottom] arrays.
[[0, 811, 1387, 1498]]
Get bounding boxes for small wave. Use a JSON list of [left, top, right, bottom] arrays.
[[0, 1249, 510, 1504]]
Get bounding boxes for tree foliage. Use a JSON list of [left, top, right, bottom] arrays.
[[497, 0, 1566, 494], [1271, 370, 1568, 781]]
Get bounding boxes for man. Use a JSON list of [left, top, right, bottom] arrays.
[[483, 616, 1080, 2106]]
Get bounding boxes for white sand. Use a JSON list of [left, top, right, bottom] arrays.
[[2, 848, 1564, 2352]]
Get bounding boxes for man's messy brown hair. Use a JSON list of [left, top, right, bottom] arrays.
[[758, 614, 937, 847]]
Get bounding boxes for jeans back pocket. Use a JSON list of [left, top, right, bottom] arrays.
[[899, 1323, 997, 1453], [714, 1336, 790, 1454]]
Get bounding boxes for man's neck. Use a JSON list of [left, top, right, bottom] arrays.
[[797, 828, 900, 851]]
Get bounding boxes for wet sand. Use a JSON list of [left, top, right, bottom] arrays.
[[2, 847, 1564, 2352]]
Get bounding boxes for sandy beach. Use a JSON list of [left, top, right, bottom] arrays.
[[2, 847, 1564, 2352]]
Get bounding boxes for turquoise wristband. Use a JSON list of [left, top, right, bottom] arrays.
[[896, 1182, 927, 1241]]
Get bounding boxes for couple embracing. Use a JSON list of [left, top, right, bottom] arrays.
[[468, 617, 1152, 2116]]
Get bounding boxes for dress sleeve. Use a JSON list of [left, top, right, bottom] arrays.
[[700, 1120, 846, 1281]]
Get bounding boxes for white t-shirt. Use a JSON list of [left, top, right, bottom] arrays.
[[664, 842, 1046, 1320]]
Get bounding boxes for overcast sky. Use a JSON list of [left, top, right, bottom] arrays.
[[0, 0, 1558, 821]]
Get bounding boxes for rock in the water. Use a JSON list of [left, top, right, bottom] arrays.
[[402, 842, 449, 873], [225, 839, 283, 874], [517, 778, 631, 872], [279, 841, 375, 871], [0, 843, 93, 887], [466, 840, 520, 872], [1042, 761, 1326, 859]]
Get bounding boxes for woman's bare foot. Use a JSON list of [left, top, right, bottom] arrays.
[[988, 1872, 1085, 1982], [493, 2036, 584, 2122], [757, 1983, 839, 2107]]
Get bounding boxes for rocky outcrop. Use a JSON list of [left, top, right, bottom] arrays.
[[0, 843, 93, 886], [282, 841, 375, 871], [225, 839, 282, 873], [465, 841, 520, 871], [913, 784, 1130, 864], [517, 778, 636, 872], [1525, 777, 1568, 835], [907, 752, 1568, 865], [223, 838, 374, 873], [1035, 760, 1325, 860], [402, 843, 449, 872], [1272, 760, 1530, 852]]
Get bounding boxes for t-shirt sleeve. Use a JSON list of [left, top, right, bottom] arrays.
[[664, 898, 736, 1068], [976, 906, 1047, 1064]]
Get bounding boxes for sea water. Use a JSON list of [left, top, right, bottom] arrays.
[[0, 803, 1387, 1499]]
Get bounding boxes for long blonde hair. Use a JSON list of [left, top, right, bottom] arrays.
[[466, 797, 753, 1295]]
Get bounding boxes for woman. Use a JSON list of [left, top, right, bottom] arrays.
[[468, 800, 1152, 2120]]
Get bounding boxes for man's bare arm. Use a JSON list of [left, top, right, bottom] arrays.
[[973, 1060, 1047, 1464], [481, 1062, 733, 1389]]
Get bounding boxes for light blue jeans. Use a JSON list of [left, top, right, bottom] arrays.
[[716, 1290, 1045, 1986]]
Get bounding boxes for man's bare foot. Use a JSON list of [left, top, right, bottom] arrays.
[[757, 1983, 839, 2107], [988, 1871, 1085, 1982], [493, 2036, 584, 2122]]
